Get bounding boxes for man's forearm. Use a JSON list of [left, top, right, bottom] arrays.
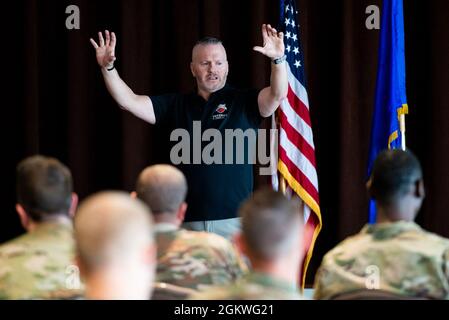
[[258, 61, 288, 117], [101, 67, 138, 109], [269, 61, 288, 102], [100, 67, 155, 124]]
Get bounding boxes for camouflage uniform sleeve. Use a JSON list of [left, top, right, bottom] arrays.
[[192, 235, 248, 288], [442, 248, 449, 286], [0, 244, 25, 299], [222, 240, 248, 279], [189, 286, 232, 300], [0, 263, 12, 299], [312, 263, 328, 300], [312, 249, 357, 300]]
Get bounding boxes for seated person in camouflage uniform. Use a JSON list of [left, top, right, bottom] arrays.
[[314, 149, 449, 300], [0, 155, 79, 299], [74, 191, 156, 299], [134, 164, 247, 291], [192, 188, 304, 299]]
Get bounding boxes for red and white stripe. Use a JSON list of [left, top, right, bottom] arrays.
[[277, 64, 322, 287]]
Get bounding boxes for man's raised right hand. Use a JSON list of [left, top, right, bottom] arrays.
[[90, 30, 116, 69]]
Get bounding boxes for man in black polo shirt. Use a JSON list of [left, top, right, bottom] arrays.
[[90, 24, 287, 239]]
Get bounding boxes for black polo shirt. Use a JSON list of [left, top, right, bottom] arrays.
[[151, 85, 262, 222]]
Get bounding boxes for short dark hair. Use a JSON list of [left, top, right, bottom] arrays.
[[16, 155, 73, 221], [370, 149, 423, 206], [195, 36, 223, 46], [239, 188, 303, 260]]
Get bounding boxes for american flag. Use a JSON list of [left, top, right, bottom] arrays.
[[274, 0, 322, 287]]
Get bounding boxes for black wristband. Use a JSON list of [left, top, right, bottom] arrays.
[[272, 55, 287, 65], [107, 65, 115, 71]]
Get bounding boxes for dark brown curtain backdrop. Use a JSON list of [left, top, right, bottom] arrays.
[[1, 0, 448, 284]]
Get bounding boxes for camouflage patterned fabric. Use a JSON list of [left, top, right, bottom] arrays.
[[190, 272, 303, 300], [155, 224, 247, 290], [0, 221, 80, 300], [314, 221, 449, 299]]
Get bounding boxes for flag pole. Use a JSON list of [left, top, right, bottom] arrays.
[[280, 175, 286, 194], [399, 113, 406, 150]]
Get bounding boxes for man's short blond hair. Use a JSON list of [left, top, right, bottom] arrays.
[[74, 191, 154, 272]]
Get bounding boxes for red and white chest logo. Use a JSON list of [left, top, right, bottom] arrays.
[[212, 104, 228, 120], [216, 104, 227, 113]]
